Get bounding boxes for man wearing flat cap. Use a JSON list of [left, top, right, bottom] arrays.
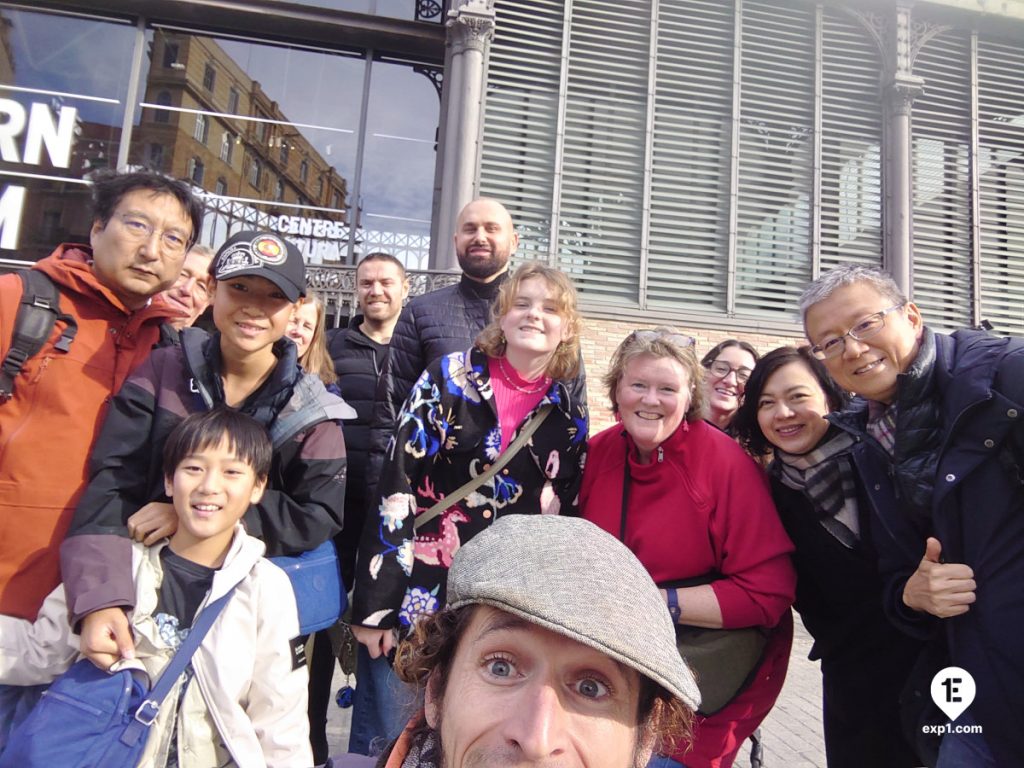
[[353, 514, 698, 768]]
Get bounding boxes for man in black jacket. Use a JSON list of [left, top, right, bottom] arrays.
[[365, 198, 518, 493], [802, 264, 1024, 767], [308, 252, 408, 763]]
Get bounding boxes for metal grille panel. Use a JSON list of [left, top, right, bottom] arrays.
[[819, 8, 883, 272], [555, 0, 652, 302], [977, 35, 1024, 336], [646, 0, 734, 312], [911, 29, 973, 331], [734, 0, 815, 317], [479, 0, 565, 262]]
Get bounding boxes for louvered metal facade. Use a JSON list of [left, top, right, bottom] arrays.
[[479, 0, 1024, 335]]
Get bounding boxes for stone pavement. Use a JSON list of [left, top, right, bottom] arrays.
[[326, 614, 828, 767], [735, 616, 826, 767]]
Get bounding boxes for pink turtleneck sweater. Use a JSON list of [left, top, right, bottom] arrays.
[[487, 356, 549, 451]]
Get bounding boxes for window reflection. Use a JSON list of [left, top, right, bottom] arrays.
[[0, 7, 136, 262], [131, 30, 361, 262], [0, 7, 440, 269]]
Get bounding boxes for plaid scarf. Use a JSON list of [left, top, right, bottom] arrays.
[[866, 399, 898, 456], [774, 431, 860, 548]]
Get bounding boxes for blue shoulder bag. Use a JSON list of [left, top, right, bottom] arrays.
[[0, 588, 235, 768]]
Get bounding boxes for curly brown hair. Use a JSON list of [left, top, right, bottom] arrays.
[[393, 605, 695, 761], [475, 261, 582, 381]]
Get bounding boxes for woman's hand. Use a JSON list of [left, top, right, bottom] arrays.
[[126, 502, 177, 545], [351, 625, 398, 659]]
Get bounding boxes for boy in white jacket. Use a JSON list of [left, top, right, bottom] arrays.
[[0, 409, 313, 767]]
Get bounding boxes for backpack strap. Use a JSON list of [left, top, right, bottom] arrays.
[[118, 586, 237, 747], [0, 270, 78, 402]]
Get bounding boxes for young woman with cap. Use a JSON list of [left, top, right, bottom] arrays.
[[61, 230, 353, 671]]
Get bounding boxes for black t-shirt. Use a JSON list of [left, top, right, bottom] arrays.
[[154, 546, 218, 768], [154, 547, 216, 648]]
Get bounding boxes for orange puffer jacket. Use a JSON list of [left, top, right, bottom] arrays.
[[0, 245, 175, 620]]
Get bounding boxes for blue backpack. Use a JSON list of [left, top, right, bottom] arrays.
[[0, 588, 234, 768]]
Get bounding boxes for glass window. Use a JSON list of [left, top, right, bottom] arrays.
[[146, 143, 164, 169], [194, 113, 209, 144], [154, 90, 172, 123], [357, 58, 441, 268], [163, 41, 180, 68], [220, 131, 233, 163], [0, 7, 138, 263], [130, 29, 365, 258], [203, 63, 216, 91], [188, 156, 204, 184]]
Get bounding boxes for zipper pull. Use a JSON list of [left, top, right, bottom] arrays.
[[657, 446, 664, 463]]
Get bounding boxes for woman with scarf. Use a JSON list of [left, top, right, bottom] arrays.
[[732, 346, 924, 768], [580, 328, 795, 768]]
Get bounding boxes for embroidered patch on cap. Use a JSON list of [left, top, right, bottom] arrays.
[[215, 233, 288, 277], [290, 636, 307, 671]]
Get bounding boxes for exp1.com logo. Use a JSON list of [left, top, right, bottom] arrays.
[[924, 667, 983, 736]]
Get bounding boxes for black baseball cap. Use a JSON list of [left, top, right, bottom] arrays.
[[212, 230, 306, 302]]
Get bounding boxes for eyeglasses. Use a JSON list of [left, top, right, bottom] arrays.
[[809, 304, 905, 360], [117, 213, 190, 254], [706, 359, 752, 384], [630, 329, 696, 348]]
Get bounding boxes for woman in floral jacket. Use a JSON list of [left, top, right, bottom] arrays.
[[351, 261, 588, 649]]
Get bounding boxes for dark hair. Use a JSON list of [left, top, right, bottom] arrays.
[[162, 408, 272, 482], [699, 338, 760, 368], [91, 169, 204, 249], [732, 345, 849, 456], [394, 605, 694, 758], [358, 251, 406, 277]]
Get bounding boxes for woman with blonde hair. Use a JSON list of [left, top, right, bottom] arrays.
[[286, 291, 338, 388], [350, 259, 589, 661], [581, 327, 795, 768]]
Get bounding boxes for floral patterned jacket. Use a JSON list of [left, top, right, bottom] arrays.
[[351, 346, 588, 630]]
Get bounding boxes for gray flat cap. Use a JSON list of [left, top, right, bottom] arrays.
[[447, 514, 700, 711]]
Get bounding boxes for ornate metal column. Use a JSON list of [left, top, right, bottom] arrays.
[[431, 0, 495, 269]]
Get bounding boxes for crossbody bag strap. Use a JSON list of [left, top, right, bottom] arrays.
[[414, 403, 553, 531], [119, 587, 237, 746]]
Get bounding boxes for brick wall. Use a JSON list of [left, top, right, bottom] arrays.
[[579, 316, 804, 433]]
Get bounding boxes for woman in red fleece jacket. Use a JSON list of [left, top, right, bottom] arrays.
[[580, 328, 795, 768]]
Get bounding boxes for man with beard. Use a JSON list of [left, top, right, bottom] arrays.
[[345, 515, 699, 768], [313, 252, 409, 763], [352, 199, 517, 755], [366, 198, 517, 476]]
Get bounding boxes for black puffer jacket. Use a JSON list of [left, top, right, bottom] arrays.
[[831, 328, 1024, 768], [327, 317, 389, 583], [365, 273, 507, 491]]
